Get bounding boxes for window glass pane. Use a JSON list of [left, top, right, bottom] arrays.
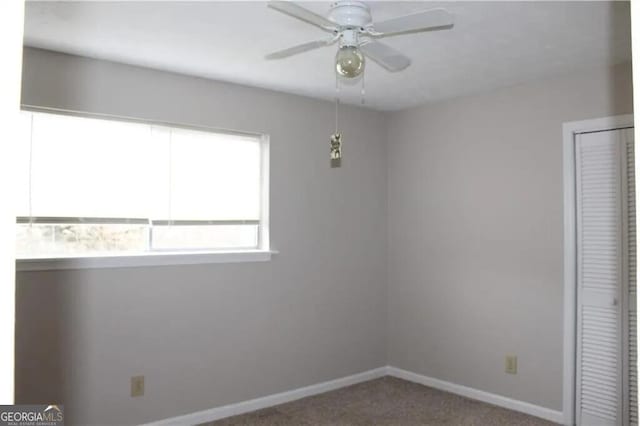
[[151, 224, 258, 250], [27, 113, 155, 218], [167, 128, 261, 221], [15, 113, 33, 216], [16, 223, 149, 257]]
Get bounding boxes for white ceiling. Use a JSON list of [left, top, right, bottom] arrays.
[[24, 1, 631, 111]]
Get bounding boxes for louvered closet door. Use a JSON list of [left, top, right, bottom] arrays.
[[623, 128, 637, 426], [576, 130, 625, 426]]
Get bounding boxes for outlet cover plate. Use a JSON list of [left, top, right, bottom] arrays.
[[131, 375, 144, 397], [505, 355, 517, 374]]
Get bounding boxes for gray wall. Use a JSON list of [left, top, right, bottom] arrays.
[[386, 63, 633, 411], [16, 47, 388, 425], [17, 46, 635, 424]]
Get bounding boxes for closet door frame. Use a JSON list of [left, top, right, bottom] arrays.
[[563, 114, 635, 426]]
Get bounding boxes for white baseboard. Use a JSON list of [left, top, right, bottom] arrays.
[[141, 367, 388, 426], [386, 366, 564, 424], [142, 366, 564, 425]]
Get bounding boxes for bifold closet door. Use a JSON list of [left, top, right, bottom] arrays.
[[575, 129, 626, 426], [624, 128, 637, 426]]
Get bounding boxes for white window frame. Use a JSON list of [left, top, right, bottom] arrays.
[[16, 106, 275, 271]]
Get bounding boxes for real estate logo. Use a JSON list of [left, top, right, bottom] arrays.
[[0, 405, 63, 426]]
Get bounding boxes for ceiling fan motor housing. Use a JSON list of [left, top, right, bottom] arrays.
[[329, 1, 372, 29]]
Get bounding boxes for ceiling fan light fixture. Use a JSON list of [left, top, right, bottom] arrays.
[[335, 45, 365, 78]]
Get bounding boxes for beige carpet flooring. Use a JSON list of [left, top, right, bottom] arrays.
[[202, 376, 558, 425]]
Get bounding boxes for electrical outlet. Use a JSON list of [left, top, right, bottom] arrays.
[[505, 355, 517, 374], [131, 375, 144, 397]]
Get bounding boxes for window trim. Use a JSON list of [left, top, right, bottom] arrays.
[[17, 105, 272, 268], [16, 249, 278, 271]]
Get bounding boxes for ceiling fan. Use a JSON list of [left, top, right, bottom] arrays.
[[265, 1, 455, 79]]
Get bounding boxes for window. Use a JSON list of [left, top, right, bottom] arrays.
[[15, 110, 269, 260]]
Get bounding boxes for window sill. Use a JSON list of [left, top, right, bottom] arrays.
[[16, 249, 278, 272]]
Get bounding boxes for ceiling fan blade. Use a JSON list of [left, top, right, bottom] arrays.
[[268, 1, 337, 32], [360, 41, 411, 72], [266, 37, 336, 60], [373, 8, 454, 37]]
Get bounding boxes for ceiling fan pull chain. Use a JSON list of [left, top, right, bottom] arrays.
[[168, 128, 173, 228], [335, 73, 340, 133], [331, 74, 342, 168], [361, 71, 366, 106]]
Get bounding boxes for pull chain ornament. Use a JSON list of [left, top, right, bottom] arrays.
[[330, 133, 342, 168]]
